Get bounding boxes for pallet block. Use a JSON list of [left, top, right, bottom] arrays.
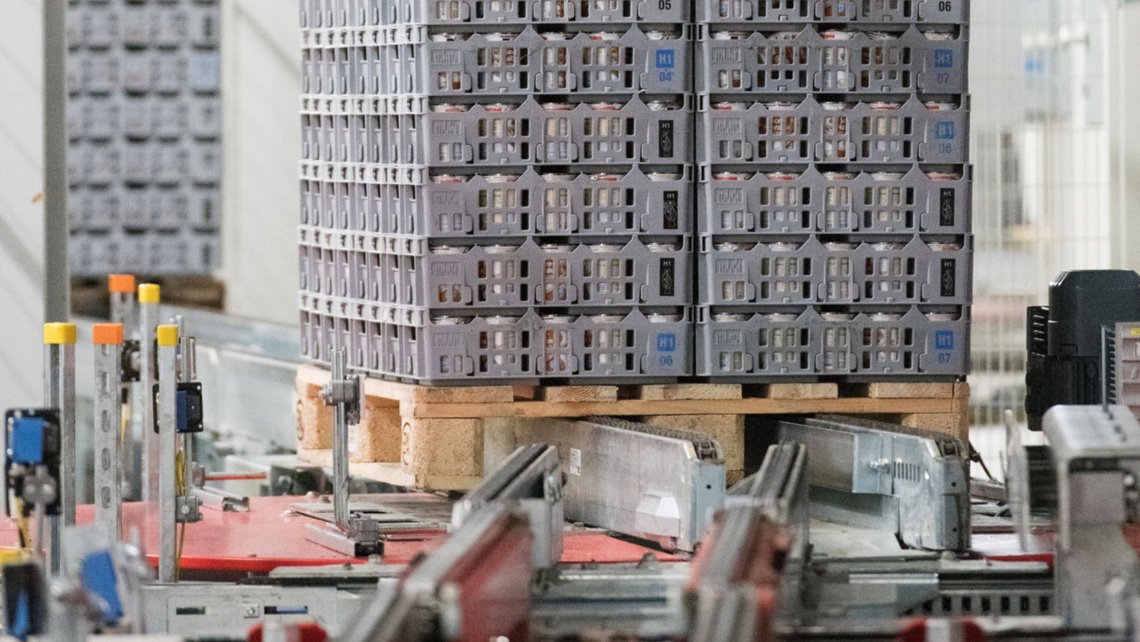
[[295, 365, 970, 492]]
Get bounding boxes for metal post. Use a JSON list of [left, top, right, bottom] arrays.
[[138, 284, 160, 504], [156, 325, 178, 583], [43, 323, 76, 576], [176, 323, 195, 472], [108, 276, 136, 502], [94, 324, 124, 542], [329, 350, 350, 531], [108, 275, 137, 328], [42, 0, 69, 325]]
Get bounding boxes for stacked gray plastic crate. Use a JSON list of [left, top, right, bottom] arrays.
[[67, 0, 223, 277], [298, 0, 695, 383], [694, 0, 973, 380]]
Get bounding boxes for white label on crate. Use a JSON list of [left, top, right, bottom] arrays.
[[349, 424, 358, 455], [569, 448, 582, 476]]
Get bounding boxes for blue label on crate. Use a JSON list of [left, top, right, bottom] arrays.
[[656, 50, 676, 69], [935, 121, 956, 140], [935, 331, 956, 351], [657, 333, 677, 353], [934, 49, 955, 69]]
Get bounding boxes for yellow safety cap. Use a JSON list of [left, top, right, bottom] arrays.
[[43, 323, 77, 345], [138, 283, 161, 304], [108, 274, 136, 294], [93, 323, 124, 345], [156, 325, 179, 347]]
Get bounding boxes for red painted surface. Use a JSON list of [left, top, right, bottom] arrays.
[[438, 515, 534, 642], [0, 496, 680, 574]]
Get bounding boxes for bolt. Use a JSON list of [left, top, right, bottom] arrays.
[[243, 604, 259, 618]]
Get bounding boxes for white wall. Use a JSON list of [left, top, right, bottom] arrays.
[[0, 0, 45, 412], [218, 0, 302, 326], [1108, 1, 1140, 274]]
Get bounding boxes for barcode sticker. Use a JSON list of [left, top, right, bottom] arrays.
[[569, 448, 582, 476]]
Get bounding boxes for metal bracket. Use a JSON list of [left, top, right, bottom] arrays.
[[305, 517, 384, 558], [192, 486, 249, 513], [175, 494, 202, 524], [120, 340, 141, 383]]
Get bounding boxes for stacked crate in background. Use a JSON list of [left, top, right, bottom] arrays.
[[67, 0, 223, 277], [298, 0, 696, 383], [694, 0, 973, 380]]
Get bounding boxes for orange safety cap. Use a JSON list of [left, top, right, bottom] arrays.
[[93, 323, 124, 345], [108, 274, 136, 294]]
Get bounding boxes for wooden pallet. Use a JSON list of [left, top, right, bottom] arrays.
[[295, 365, 969, 492], [71, 275, 226, 317]]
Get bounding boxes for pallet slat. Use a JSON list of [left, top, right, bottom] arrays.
[[296, 366, 970, 491]]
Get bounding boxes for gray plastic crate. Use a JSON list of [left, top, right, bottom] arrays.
[[302, 167, 692, 239], [301, 0, 690, 27], [696, 27, 966, 96], [299, 295, 693, 381], [699, 166, 970, 236], [68, 0, 223, 276], [700, 239, 818, 306], [698, 96, 968, 165], [695, 307, 819, 376], [699, 237, 971, 306], [298, 229, 692, 309], [70, 187, 119, 233], [697, 0, 968, 25], [301, 95, 693, 167], [302, 27, 690, 97], [695, 305, 968, 378]]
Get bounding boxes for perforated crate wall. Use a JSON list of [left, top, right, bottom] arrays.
[[696, 306, 969, 378], [696, 0, 968, 25], [68, 0, 222, 277], [696, 27, 966, 96]]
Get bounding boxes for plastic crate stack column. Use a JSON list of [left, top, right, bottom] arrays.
[[67, 0, 223, 277], [298, 0, 695, 383], [694, 0, 972, 381]]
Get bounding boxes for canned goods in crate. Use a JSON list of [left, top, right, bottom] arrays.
[[647, 171, 682, 181], [927, 171, 961, 181], [871, 171, 905, 181], [714, 171, 750, 181], [432, 174, 466, 184], [541, 315, 574, 374], [821, 30, 854, 41], [432, 245, 466, 254], [925, 30, 955, 41], [715, 242, 755, 252], [924, 101, 956, 111]]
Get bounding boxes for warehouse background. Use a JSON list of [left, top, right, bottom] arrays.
[[4, 0, 1140, 451]]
